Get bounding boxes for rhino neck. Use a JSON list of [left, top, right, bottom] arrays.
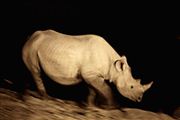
[[108, 62, 119, 84]]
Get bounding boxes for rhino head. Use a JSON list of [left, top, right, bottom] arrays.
[[110, 56, 153, 102]]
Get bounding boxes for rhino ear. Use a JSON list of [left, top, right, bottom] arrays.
[[114, 56, 127, 72]]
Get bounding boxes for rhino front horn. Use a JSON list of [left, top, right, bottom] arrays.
[[143, 81, 154, 92]]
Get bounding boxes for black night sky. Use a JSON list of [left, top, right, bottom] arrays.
[[0, 0, 179, 115]]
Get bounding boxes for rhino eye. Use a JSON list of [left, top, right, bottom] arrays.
[[130, 85, 134, 89]]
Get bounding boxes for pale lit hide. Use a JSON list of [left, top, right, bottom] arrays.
[[22, 30, 153, 106]]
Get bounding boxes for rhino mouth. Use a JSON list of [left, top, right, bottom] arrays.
[[128, 95, 142, 102], [136, 98, 142, 102], [134, 96, 142, 102]]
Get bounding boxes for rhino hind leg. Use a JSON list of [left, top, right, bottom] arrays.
[[31, 71, 47, 97]]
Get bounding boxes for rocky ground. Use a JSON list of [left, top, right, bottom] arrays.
[[0, 87, 178, 120]]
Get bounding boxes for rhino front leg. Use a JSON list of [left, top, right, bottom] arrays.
[[84, 75, 116, 107], [87, 87, 97, 106]]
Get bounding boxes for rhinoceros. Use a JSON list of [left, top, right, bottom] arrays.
[[22, 29, 153, 106]]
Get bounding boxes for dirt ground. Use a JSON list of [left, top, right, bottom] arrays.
[[0, 88, 177, 120]]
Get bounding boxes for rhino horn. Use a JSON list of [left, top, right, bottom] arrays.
[[136, 79, 141, 84], [143, 81, 154, 92]]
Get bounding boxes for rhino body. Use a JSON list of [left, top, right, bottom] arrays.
[[22, 30, 153, 107]]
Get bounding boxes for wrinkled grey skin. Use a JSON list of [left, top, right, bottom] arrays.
[[22, 30, 153, 106]]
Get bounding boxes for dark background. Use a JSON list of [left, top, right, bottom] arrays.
[[0, 0, 179, 115]]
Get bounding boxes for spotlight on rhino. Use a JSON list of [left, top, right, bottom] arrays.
[[22, 30, 153, 106]]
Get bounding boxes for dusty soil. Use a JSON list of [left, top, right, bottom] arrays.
[[0, 88, 177, 120]]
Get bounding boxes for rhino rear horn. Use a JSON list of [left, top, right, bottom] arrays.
[[136, 79, 141, 84], [143, 81, 153, 92]]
